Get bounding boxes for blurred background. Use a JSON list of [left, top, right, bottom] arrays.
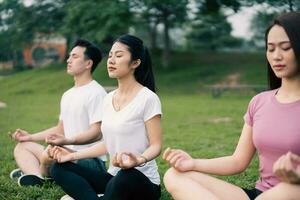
[[0, 1, 299, 199], [0, 0, 299, 71]]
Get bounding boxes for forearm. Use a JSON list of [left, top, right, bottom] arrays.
[[193, 155, 246, 176], [139, 143, 161, 165], [73, 142, 107, 160], [67, 123, 101, 145], [69, 131, 101, 145], [31, 126, 64, 141]]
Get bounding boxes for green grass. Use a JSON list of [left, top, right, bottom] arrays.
[[0, 51, 265, 199]]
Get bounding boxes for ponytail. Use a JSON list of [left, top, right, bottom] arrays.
[[134, 47, 156, 92], [115, 34, 156, 93]]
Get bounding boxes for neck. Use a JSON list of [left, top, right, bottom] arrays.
[[278, 75, 300, 97], [74, 72, 93, 87], [117, 74, 141, 94], [280, 75, 300, 91]]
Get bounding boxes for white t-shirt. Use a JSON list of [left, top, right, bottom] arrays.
[[60, 80, 107, 160], [101, 87, 162, 185]]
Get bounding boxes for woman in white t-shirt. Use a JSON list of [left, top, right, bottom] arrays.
[[50, 34, 162, 200]]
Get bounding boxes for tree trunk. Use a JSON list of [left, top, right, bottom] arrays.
[[287, 0, 294, 11], [12, 50, 19, 69], [162, 15, 170, 68], [149, 21, 158, 50]]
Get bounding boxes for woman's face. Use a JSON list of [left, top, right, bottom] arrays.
[[107, 42, 139, 79], [266, 25, 299, 79]]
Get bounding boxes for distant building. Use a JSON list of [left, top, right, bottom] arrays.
[[23, 34, 66, 67], [0, 61, 13, 70]]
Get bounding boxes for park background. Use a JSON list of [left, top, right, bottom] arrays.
[[0, 0, 299, 199]]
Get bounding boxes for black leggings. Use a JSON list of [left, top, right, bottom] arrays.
[[50, 161, 161, 200], [242, 188, 262, 200]]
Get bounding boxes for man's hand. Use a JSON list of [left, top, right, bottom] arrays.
[[46, 133, 73, 146], [10, 129, 32, 142]]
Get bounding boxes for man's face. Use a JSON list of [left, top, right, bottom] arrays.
[[66, 46, 91, 76]]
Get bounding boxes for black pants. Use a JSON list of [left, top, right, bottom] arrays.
[[50, 161, 161, 200], [242, 188, 262, 200]]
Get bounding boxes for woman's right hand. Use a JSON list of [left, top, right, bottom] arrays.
[[163, 147, 195, 172], [50, 146, 75, 163], [273, 152, 300, 184]]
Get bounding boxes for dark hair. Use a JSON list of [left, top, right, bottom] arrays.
[[72, 39, 102, 73], [114, 34, 156, 93], [265, 12, 300, 89]]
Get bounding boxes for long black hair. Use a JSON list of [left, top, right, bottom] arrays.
[[114, 34, 156, 93], [265, 12, 300, 89]]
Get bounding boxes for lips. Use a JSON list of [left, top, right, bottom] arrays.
[[108, 66, 116, 71], [273, 64, 285, 69]]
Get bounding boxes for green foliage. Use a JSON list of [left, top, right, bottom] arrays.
[[133, 0, 189, 67], [253, 0, 300, 12], [62, 0, 132, 49], [0, 0, 65, 50], [187, 13, 239, 51], [187, 0, 243, 51], [250, 11, 279, 48]]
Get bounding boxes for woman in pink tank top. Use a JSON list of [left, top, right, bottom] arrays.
[[163, 12, 300, 200]]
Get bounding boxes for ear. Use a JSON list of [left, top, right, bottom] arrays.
[[85, 59, 93, 70], [131, 59, 141, 69]]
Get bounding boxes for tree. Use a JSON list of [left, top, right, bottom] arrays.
[[0, 0, 66, 67], [0, 0, 32, 65], [187, 0, 242, 51], [246, 0, 299, 48], [253, 0, 300, 12], [250, 11, 278, 48], [62, 0, 133, 52], [133, 0, 189, 68]]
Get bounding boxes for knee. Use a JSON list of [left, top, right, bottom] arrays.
[[14, 142, 31, 156], [255, 183, 296, 200], [163, 168, 182, 193], [114, 169, 135, 187]]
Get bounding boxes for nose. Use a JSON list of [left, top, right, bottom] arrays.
[[272, 48, 283, 60], [67, 57, 71, 63], [107, 56, 115, 65]]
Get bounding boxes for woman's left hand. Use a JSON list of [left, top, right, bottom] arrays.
[[112, 152, 144, 169], [273, 152, 300, 184]]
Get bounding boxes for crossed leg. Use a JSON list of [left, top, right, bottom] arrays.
[[256, 182, 300, 200], [14, 142, 45, 176], [163, 168, 250, 200]]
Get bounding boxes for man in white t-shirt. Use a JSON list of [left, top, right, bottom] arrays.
[[10, 39, 107, 186]]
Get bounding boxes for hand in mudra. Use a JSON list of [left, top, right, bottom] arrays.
[[163, 147, 195, 172], [112, 152, 143, 169]]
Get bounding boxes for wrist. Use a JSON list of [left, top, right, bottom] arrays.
[[28, 134, 36, 142], [72, 152, 79, 160], [138, 155, 148, 167], [190, 159, 196, 171]]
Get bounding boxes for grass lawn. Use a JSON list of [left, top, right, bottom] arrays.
[[0, 51, 265, 199]]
